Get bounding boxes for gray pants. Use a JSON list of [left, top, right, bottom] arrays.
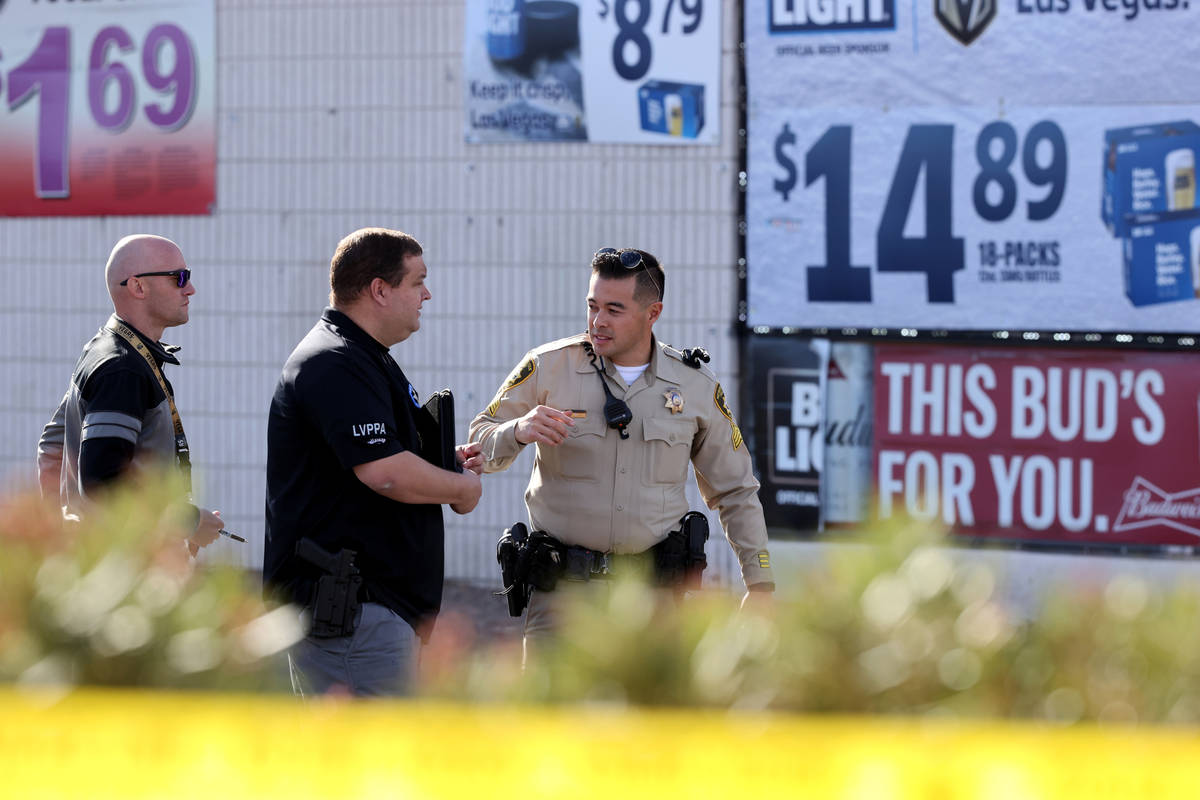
[[522, 581, 612, 667], [288, 602, 419, 697], [523, 579, 680, 668]]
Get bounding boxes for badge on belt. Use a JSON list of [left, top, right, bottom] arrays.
[[663, 387, 684, 415]]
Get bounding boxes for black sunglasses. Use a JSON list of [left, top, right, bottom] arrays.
[[120, 269, 191, 288], [595, 248, 661, 299]]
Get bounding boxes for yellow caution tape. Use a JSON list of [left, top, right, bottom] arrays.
[[2, 687, 1199, 799]]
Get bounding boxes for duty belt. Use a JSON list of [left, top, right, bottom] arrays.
[[495, 515, 709, 617], [562, 545, 654, 581]]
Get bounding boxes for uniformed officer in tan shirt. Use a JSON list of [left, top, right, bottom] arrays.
[[469, 248, 774, 645]]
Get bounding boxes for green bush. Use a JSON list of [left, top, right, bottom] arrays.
[[7, 481, 1199, 724], [422, 519, 1200, 724], [0, 476, 297, 692]]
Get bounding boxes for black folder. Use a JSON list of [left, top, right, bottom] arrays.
[[421, 389, 461, 473]]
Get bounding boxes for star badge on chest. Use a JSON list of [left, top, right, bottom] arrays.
[[663, 387, 684, 415]]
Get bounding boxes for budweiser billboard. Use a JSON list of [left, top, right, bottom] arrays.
[[745, 336, 827, 536], [873, 344, 1200, 549]]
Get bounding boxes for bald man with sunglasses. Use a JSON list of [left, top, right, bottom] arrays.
[[470, 248, 775, 657], [37, 235, 224, 553]]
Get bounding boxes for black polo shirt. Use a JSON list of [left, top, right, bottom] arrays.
[[263, 308, 444, 634]]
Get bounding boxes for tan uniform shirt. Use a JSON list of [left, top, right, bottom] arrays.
[[469, 333, 774, 588]]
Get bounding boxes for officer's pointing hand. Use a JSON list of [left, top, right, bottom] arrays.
[[514, 405, 575, 446]]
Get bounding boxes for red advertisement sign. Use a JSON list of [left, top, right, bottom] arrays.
[[873, 345, 1200, 548], [0, 1, 214, 216]]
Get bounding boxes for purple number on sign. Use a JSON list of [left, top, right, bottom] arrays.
[[7, 26, 71, 198], [142, 25, 195, 130], [88, 26, 136, 132]]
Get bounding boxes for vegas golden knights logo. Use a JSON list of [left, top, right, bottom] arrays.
[[935, 0, 995, 45]]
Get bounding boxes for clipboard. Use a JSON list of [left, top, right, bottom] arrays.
[[421, 388, 461, 473]]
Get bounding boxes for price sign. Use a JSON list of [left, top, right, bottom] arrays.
[[463, 0, 719, 144], [771, 118, 1067, 304], [0, 1, 215, 216], [747, 105, 1200, 333], [580, 0, 718, 143], [743, 0, 1200, 335]]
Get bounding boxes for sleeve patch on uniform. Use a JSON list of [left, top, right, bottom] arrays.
[[506, 358, 536, 390], [486, 357, 536, 416], [714, 383, 743, 451], [756, 552, 770, 569]]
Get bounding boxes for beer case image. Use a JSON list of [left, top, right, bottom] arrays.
[[1122, 210, 1200, 307], [637, 80, 705, 139], [1103, 121, 1200, 238]]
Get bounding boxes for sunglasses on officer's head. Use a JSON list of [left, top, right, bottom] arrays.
[[595, 247, 661, 299], [119, 269, 191, 288]]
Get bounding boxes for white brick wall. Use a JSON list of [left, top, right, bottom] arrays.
[[0, 0, 749, 588]]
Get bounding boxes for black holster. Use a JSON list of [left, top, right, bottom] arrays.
[[653, 511, 709, 590], [496, 524, 565, 617], [496, 522, 531, 617], [296, 538, 363, 638]]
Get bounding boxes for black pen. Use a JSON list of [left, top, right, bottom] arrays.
[[218, 529, 247, 543]]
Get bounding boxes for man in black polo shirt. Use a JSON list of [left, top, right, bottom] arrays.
[[264, 227, 482, 697]]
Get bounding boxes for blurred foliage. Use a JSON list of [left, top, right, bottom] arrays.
[[420, 517, 1200, 725], [6, 479, 1200, 725], [0, 475, 297, 692]]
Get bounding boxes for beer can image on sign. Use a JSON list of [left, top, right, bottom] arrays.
[[487, 0, 526, 62], [638, 80, 705, 139], [822, 343, 874, 525], [1167, 148, 1196, 211], [486, 1, 580, 65]]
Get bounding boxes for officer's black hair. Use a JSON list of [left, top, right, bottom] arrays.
[[330, 228, 423, 306], [590, 248, 665, 305]]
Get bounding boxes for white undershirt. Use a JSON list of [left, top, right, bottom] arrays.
[[615, 362, 649, 386]]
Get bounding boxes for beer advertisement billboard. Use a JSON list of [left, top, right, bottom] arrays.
[[463, 0, 721, 144], [746, 338, 876, 537], [744, 0, 1200, 334], [873, 344, 1200, 549], [745, 336, 827, 536]]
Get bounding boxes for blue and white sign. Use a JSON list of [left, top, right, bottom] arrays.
[[464, 0, 720, 144], [745, 0, 1200, 333]]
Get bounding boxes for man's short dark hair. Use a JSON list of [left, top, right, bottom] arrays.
[[330, 228, 423, 305], [590, 248, 664, 305]]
